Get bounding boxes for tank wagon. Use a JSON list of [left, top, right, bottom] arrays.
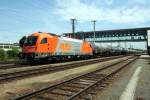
[[19, 32, 93, 61], [90, 43, 127, 56]]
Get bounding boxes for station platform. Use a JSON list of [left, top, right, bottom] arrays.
[[97, 55, 150, 100]]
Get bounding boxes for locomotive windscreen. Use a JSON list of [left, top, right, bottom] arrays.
[[24, 36, 38, 46]]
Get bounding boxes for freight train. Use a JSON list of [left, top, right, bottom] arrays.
[[19, 32, 130, 61]]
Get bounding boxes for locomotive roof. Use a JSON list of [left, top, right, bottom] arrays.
[[30, 32, 85, 43], [31, 32, 60, 37], [60, 36, 83, 43]]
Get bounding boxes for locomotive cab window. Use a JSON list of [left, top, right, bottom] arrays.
[[24, 36, 38, 46], [41, 38, 47, 44]]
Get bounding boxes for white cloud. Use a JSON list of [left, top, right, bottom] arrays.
[[54, 0, 150, 24]]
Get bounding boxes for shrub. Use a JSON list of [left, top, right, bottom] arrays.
[[0, 49, 5, 60], [7, 47, 19, 59]]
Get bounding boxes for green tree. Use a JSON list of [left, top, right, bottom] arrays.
[[0, 49, 5, 60], [7, 47, 19, 59]]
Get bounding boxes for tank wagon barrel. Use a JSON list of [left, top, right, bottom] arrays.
[[90, 42, 128, 56]]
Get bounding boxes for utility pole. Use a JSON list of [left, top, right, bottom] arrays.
[[71, 18, 77, 38], [92, 20, 96, 43], [125, 41, 127, 50]]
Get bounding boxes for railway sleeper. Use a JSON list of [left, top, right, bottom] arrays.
[[38, 92, 68, 100], [49, 91, 71, 97], [69, 82, 89, 87], [80, 94, 97, 100], [88, 73, 106, 77], [59, 86, 81, 92], [58, 87, 79, 92], [36, 95, 55, 100], [80, 77, 101, 81], [84, 73, 107, 77], [35, 93, 61, 100], [73, 81, 94, 85], [53, 88, 75, 95], [65, 84, 86, 89], [83, 75, 105, 80], [74, 80, 96, 85]]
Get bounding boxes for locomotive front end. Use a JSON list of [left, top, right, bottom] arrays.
[[20, 35, 38, 60], [19, 32, 56, 61]]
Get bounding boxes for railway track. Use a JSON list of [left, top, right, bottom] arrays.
[[0, 56, 124, 83], [0, 61, 15, 64], [0, 56, 122, 70], [0, 63, 15, 68], [0, 64, 24, 69], [0, 60, 27, 69], [13, 56, 137, 100], [0, 61, 17, 69]]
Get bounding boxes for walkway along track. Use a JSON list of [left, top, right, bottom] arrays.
[[0, 56, 124, 83], [13, 56, 138, 100]]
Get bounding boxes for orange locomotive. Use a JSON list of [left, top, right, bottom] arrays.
[[19, 32, 93, 60]]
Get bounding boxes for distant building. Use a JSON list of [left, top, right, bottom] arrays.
[[0, 43, 20, 51]]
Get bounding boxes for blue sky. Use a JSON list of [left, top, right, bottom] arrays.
[[0, 0, 149, 49]]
